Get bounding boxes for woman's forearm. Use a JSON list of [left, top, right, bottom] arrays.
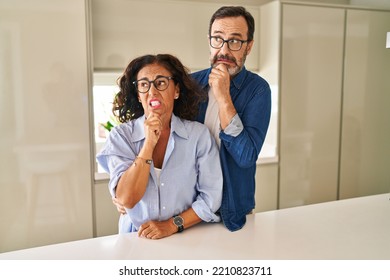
[[178, 207, 202, 230], [116, 145, 154, 209], [138, 207, 202, 239]]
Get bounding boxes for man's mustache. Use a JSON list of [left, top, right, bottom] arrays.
[[213, 55, 236, 64]]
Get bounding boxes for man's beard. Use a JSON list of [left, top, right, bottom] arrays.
[[210, 50, 248, 77]]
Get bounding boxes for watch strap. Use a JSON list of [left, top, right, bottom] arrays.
[[173, 215, 184, 233], [177, 224, 184, 233]]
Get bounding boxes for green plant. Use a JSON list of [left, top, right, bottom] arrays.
[[100, 116, 119, 132]]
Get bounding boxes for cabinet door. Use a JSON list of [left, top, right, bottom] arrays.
[[91, 0, 260, 71], [340, 9, 390, 198], [255, 163, 278, 212], [0, 0, 93, 252], [279, 4, 345, 208]]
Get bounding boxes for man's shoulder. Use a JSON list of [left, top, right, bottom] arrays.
[[191, 68, 209, 83], [240, 70, 271, 96], [245, 70, 269, 86], [191, 68, 209, 76]]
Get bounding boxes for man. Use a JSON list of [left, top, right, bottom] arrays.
[[113, 6, 271, 232], [191, 6, 271, 231]]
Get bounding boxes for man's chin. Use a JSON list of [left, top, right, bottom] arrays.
[[210, 61, 241, 76], [227, 66, 241, 77]]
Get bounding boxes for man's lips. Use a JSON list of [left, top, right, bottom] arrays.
[[214, 54, 236, 65], [217, 58, 234, 64]]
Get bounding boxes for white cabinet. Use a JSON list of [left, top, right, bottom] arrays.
[[0, 0, 93, 252], [91, 0, 260, 71], [94, 180, 120, 236], [279, 4, 345, 208], [254, 163, 279, 212], [261, 1, 390, 209], [340, 9, 390, 198]]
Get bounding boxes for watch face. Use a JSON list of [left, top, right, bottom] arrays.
[[173, 216, 183, 226]]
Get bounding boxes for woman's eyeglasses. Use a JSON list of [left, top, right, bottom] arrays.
[[133, 76, 174, 94]]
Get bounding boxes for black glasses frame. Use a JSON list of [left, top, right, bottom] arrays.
[[133, 76, 174, 94], [209, 36, 249, 51]]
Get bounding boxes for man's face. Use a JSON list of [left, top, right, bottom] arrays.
[[209, 16, 254, 77]]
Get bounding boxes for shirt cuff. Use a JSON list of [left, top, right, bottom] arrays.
[[222, 113, 243, 137]]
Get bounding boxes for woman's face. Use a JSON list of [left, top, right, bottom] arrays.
[[135, 63, 179, 119]]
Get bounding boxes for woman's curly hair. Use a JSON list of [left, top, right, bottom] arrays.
[[113, 54, 205, 123]]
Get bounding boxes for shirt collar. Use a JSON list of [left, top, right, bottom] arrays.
[[230, 66, 247, 90], [170, 114, 189, 140]]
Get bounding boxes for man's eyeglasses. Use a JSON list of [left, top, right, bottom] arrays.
[[133, 76, 174, 94], [209, 36, 249, 51]]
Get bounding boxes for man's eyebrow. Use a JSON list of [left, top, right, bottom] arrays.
[[211, 30, 245, 38]]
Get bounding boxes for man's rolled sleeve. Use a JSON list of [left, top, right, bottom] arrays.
[[222, 113, 243, 137]]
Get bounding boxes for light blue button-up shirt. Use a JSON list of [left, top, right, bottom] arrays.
[[96, 114, 222, 233]]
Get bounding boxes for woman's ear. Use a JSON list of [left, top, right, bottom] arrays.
[[174, 84, 180, 99]]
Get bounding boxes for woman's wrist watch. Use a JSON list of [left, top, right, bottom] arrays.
[[173, 215, 184, 233]]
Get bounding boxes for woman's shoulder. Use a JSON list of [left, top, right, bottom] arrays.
[[172, 116, 211, 141], [179, 119, 215, 145], [110, 121, 131, 135], [108, 118, 143, 140], [181, 118, 209, 133]]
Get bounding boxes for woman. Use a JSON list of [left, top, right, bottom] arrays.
[[96, 54, 222, 239]]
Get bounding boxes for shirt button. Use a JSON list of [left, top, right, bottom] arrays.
[[162, 206, 166, 210], [161, 183, 164, 187]]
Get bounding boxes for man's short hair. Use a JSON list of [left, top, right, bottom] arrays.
[[208, 6, 255, 41]]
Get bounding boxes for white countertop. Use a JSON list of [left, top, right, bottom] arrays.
[[1, 193, 389, 260]]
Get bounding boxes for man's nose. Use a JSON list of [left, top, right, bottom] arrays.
[[220, 41, 231, 54]]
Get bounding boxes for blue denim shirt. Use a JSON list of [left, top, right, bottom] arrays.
[[96, 114, 222, 232], [192, 67, 271, 231]]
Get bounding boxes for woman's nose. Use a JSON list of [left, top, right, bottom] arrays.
[[148, 84, 158, 96]]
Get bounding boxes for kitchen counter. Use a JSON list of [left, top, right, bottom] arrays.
[[1, 193, 389, 260]]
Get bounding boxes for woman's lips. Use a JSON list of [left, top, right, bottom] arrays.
[[149, 99, 161, 109]]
